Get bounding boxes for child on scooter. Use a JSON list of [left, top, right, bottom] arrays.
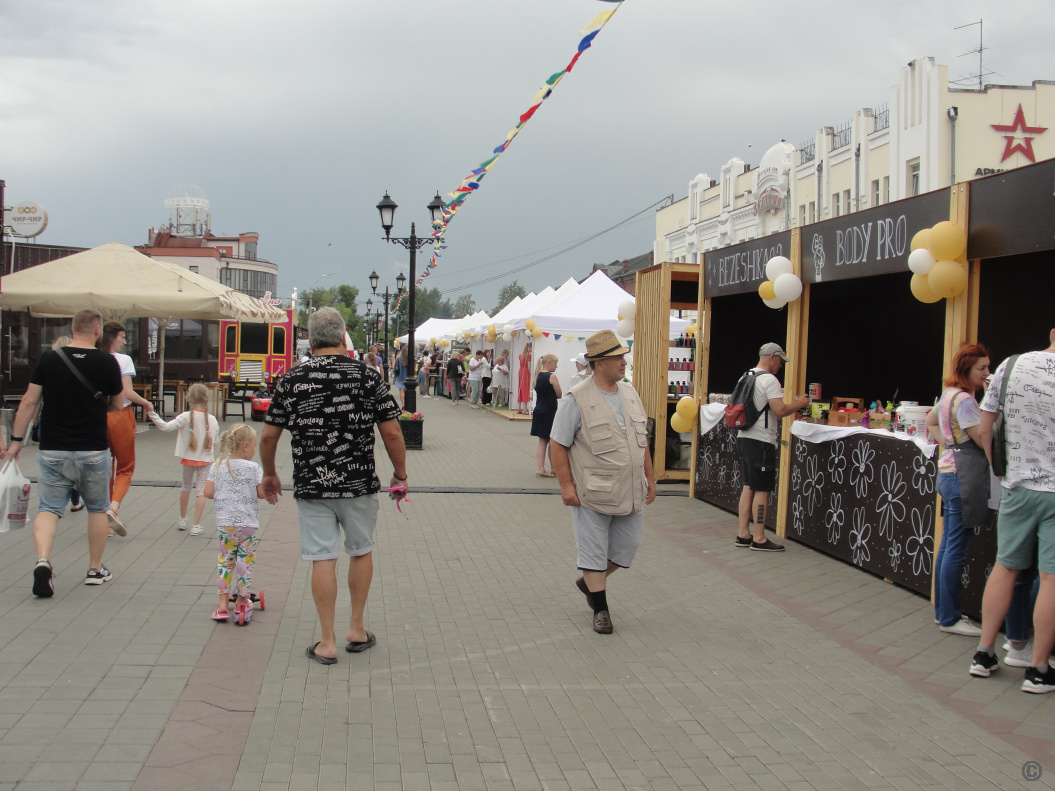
[[148, 383, 219, 535], [205, 424, 266, 624]]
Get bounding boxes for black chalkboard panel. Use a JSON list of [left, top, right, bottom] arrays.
[[968, 159, 1055, 261], [787, 431, 937, 596], [694, 422, 779, 531], [703, 232, 792, 298]]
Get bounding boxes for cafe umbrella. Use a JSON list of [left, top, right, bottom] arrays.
[[0, 241, 285, 397]]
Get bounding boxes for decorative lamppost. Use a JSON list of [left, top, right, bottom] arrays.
[[376, 191, 446, 413], [367, 270, 406, 383]]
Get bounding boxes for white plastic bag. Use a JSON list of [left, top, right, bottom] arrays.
[[0, 460, 32, 533]]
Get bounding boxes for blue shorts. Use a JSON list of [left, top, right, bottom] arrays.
[[295, 495, 379, 561], [36, 450, 111, 516]]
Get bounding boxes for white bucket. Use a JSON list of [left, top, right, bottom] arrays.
[[898, 405, 930, 436]]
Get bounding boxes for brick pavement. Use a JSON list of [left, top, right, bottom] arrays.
[[0, 395, 1053, 789]]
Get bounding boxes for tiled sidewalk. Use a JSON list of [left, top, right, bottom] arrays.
[[0, 397, 1053, 789]]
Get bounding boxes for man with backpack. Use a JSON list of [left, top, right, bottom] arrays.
[[731, 342, 809, 552]]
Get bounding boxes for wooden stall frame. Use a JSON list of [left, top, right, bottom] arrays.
[[776, 228, 807, 539]]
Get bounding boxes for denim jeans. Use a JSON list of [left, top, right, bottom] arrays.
[[935, 471, 974, 626]]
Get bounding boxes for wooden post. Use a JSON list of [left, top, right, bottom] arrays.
[[775, 228, 807, 538]]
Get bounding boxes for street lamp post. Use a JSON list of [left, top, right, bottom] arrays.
[[376, 191, 446, 414], [368, 270, 405, 384]]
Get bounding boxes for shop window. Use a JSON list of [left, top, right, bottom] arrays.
[[272, 326, 286, 356], [165, 319, 204, 360], [832, 194, 840, 218], [41, 318, 73, 358], [225, 325, 238, 354], [872, 179, 880, 206], [207, 322, 219, 361], [6, 311, 29, 366]]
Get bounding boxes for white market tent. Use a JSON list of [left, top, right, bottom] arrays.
[[397, 316, 461, 345]]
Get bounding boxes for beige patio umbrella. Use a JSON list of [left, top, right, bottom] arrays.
[[1, 241, 286, 391]]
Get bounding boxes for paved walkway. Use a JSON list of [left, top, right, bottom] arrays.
[[1, 394, 1054, 790]]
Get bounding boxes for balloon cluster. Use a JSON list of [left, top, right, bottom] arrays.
[[757, 256, 803, 309], [616, 300, 636, 338], [907, 221, 968, 303], [524, 319, 543, 339], [670, 396, 697, 434]]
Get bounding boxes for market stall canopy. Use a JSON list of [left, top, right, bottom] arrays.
[[0, 242, 285, 323], [397, 316, 462, 344], [530, 270, 690, 338], [440, 310, 492, 341]]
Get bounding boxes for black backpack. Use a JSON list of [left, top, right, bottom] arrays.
[[724, 370, 770, 429]]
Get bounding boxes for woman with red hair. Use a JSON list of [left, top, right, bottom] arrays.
[[926, 343, 991, 637]]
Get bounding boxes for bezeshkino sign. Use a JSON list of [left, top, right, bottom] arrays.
[[6, 202, 48, 238]]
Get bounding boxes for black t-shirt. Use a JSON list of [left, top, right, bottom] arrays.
[[31, 348, 123, 451], [265, 354, 402, 499], [446, 357, 463, 380]]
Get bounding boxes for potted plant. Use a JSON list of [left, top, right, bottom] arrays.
[[397, 411, 424, 450]]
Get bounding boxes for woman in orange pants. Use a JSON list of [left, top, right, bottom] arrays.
[[98, 321, 153, 536]]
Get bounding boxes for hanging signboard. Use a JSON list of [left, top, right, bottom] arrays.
[[967, 158, 1055, 261], [801, 190, 950, 284], [703, 231, 791, 298], [4, 201, 48, 238]]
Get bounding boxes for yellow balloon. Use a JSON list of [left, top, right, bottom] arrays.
[[910, 228, 931, 252], [670, 413, 692, 434], [687, 324, 697, 336], [676, 396, 696, 421], [758, 281, 776, 301], [910, 273, 942, 303], [532, 328, 542, 338], [617, 314, 623, 321], [927, 260, 968, 298], [525, 319, 536, 331], [928, 221, 967, 262]]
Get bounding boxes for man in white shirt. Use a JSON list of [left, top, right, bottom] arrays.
[[735, 342, 809, 552], [467, 350, 485, 409], [970, 330, 1055, 691]]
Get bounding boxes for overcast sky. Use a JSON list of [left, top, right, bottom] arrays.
[[3, 0, 1053, 312]]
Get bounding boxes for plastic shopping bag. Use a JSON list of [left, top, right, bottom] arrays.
[[0, 460, 32, 533]]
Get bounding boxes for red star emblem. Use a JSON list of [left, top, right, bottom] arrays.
[[991, 104, 1047, 163]]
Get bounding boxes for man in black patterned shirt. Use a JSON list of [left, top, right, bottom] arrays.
[[261, 307, 407, 664]]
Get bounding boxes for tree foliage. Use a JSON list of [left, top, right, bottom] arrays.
[[453, 294, 476, 317], [492, 281, 527, 315], [298, 284, 366, 350]]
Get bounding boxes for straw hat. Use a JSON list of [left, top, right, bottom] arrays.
[[584, 329, 630, 360]]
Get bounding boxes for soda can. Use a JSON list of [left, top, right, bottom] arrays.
[[809, 383, 822, 401]]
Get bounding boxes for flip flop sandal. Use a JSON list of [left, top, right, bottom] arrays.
[[70, 503, 85, 512], [306, 642, 337, 665], [345, 631, 377, 653]]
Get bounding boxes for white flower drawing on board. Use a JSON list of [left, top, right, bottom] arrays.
[[803, 455, 824, 515], [907, 505, 934, 577], [702, 445, 714, 468], [912, 453, 936, 496], [717, 464, 728, 485], [875, 461, 908, 539], [889, 541, 903, 572], [850, 507, 871, 567], [731, 463, 741, 489], [792, 496, 805, 535], [849, 442, 876, 499], [792, 466, 802, 489], [795, 439, 808, 462], [961, 564, 971, 589], [827, 440, 847, 484], [824, 492, 844, 545]]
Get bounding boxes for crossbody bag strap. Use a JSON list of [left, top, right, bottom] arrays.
[[998, 354, 1021, 416], [55, 348, 106, 402]]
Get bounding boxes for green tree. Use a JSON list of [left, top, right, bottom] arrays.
[[492, 280, 527, 315], [298, 284, 367, 350], [453, 294, 475, 317]]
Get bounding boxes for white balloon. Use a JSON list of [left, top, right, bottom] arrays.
[[618, 300, 637, 320], [762, 297, 788, 310], [503, 332, 513, 342], [773, 272, 803, 302], [502, 324, 513, 333], [907, 248, 936, 275], [766, 256, 793, 281], [616, 319, 635, 338]]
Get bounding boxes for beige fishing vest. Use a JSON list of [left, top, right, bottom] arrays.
[[567, 379, 649, 515]]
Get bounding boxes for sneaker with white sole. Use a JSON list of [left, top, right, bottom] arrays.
[[85, 565, 113, 585], [970, 650, 1000, 677], [190, 524, 204, 536], [1023, 665, 1055, 693], [178, 517, 188, 530], [1004, 640, 1035, 668], [939, 615, 982, 637], [33, 558, 54, 598]]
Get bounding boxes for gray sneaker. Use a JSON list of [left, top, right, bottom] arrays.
[[85, 565, 112, 585], [939, 615, 982, 637], [592, 610, 613, 634]]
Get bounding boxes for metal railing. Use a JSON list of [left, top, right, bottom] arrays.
[[799, 141, 815, 164], [873, 104, 889, 132], [831, 121, 852, 150]]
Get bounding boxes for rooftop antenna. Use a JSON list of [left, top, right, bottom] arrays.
[[951, 19, 997, 90]]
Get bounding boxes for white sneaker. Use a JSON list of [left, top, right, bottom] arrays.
[[939, 615, 982, 637], [190, 524, 204, 536], [178, 517, 188, 530], [1004, 640, 1035, 668]]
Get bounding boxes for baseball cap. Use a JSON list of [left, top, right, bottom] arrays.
[[759, 342, 789, 361]]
